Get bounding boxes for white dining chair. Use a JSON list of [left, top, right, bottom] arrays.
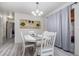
[[21, 32, 34, 56], [37, 32, 56, 56], [42, 31, 49, 35]]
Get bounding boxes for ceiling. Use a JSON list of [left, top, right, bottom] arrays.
[[0, 2, 69, 17]]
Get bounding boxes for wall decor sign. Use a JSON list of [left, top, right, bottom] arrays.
[[20, 19, 41, 29]]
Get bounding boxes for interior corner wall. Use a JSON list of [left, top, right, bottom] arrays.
[[74, 3, 79, 56], [15, 13, 44, 43]]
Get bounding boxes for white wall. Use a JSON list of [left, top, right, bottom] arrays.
[[15, 13, 44, 43], [0, 16, 3, 46], [3, 15, 7, 42], [0, 13, 7, 45], [74, 3, 79, 56]]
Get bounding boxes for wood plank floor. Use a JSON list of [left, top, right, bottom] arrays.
[[0, 39, 74, 56], [54, 47, 74, 56]]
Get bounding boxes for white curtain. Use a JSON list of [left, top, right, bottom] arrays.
[[46, 11, 62, 48], [61, 7, 71, 51], [46, 6, 71, 51]]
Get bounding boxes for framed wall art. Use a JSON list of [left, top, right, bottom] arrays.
[[20, 19, 41, 29]]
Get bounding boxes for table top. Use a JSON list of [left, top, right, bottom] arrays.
[[24, 35, 42, 42]]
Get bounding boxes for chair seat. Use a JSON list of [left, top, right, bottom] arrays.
[[37, 47, 54, 56]]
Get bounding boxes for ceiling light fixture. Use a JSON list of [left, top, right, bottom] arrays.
[[32, 2, 43, 16]]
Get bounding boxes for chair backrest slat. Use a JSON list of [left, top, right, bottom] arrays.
[[41, 32, 56, 56]]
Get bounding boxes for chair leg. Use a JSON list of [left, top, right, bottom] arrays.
[[34, 48, 38, 56], [22, 48, 25, 56]]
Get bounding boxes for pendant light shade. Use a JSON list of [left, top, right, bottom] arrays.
[[32, 2, 43, 16]]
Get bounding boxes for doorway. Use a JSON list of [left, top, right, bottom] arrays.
[[6, 21, 15, 43], [69, 8, 75, 53]]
